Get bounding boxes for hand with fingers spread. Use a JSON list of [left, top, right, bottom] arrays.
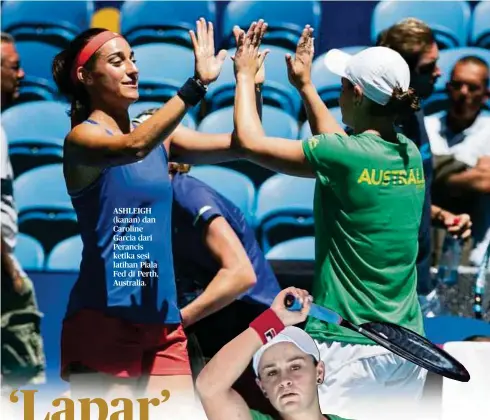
[[233, 20, 269, 81], [232, 25, 267, 85], [189, 17, 227, 85], [286, 25, 315, 90]]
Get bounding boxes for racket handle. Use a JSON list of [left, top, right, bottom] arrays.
[[284, 294, 342, 325]]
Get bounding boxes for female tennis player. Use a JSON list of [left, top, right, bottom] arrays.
[[196, 287, 352, 420], [51, 20, 253, 411], [232, 21, 427, 418]]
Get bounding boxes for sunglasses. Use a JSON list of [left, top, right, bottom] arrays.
[[448, 80, 484, 93]]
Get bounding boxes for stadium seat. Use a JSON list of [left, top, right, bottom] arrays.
[[14, 41, 61, 102], [188, 166, 256, 223], [133, 44, 195, 102], [311, 46, 367, 108], [471, 1, 490, 49], [424, 47, 490, 115], [424, 316, 490, 344], [14, 164, 78, 254], [198, 106, 299, 140], [129, 101, 196, 130], [121, 1, 216, 47], [1, 0, 94, 47], [14, 233, 45, 270], [266, 237, 315, 261], [255, 174, 315, 252], [221, 0, 321, 51], [2, 101, 70, 176], [46, 235, 83, 271], [206, 47, 301, 117], [299, 107, 343, 139], [371, 0, 471, 49]]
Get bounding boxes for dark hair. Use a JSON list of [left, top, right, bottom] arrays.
[[1, 32, 15, 43], [368, 86, 420, 119], [376, 18, 435, 71], [52, 28, 108, 127], [464, 335, 490, 342], [453, 56, 489, 86]]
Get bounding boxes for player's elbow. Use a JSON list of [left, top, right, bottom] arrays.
[[232, 259, 257, 294], [196, 369, 224, 400]]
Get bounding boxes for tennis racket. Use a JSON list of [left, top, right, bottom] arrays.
[[473, 243, 490, 319], [284, 294, 470, 382]]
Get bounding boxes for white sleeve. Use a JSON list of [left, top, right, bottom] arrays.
[[1, 126, 9, 179]]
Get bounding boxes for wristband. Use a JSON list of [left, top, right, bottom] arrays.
[[177, 77, 208, 106], [249, 309, 285, 344]]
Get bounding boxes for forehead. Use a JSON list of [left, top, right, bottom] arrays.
[[452, 62, 488, 82], [259, 342, 306, 369], [97, 37, 132, 58], [1, 42, 19, 61], [419, 42, 439, 65]]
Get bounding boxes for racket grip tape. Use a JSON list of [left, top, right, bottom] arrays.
[[284, 294, 303, 311]]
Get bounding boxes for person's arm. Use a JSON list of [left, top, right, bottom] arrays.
[[196, 287, 312, 420], [180, 216, 256, 327], [286, 25, 346, 136], [232, 21, 314, 178], [446, 162, 490, 193], [68, 18, 228, 167]]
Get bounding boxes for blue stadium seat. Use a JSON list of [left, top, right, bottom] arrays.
[[14, 233, 45, 271], [14, 41, 61, 102], [2, 101, 70, 176], [311, 46, 367, 108], [188, 166, 256, 223], [266, 237, 315, 261], [255, 174, 315, 252], [129, 101, 196, 130], [1, 0, 94, 47], [221, 1, 321, 51], [424, 316, 490, 344], [471, 1, 490, 49], [299, 107, 344, 139], [121, 1, 216, 47], [205, 48, 301, 117], [424, 47, 490, 115], [371, 0, 471, 49], [133, 44, 195, 102], [46, 235, 83, 271], [198, 106, 299, 140], [14, 164, 78, 253]]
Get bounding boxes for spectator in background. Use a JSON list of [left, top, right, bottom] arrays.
[[425, 57, 490, 266], [377, 18, 472, 298], [1, 32, 46, 391]]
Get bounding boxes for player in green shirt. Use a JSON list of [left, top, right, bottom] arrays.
[[229, 21, 427, 418], [197, 287, 353, 420]]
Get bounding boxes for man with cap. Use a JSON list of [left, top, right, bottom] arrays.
[[229, 21, 428, 418], [196, 287, 352, 420]]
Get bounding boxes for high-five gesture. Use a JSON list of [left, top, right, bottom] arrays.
[[190, 18, 227, 85], [286, 25, 315, 89], [233, 20, 269, 80], [232, 24, 267, 85]]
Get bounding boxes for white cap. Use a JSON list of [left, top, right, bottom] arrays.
[[324, 46, 411, 106], [252, 326, 320, 377]]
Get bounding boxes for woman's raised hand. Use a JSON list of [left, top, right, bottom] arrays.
[[233, 20, 269, 81], [190, 18, 227, 85]]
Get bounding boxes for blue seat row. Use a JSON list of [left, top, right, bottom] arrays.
[[3, 1, 488, 51]]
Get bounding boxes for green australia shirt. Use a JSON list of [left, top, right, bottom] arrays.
[[302, 132, 425, 344], [250, 410, 351, 420]]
